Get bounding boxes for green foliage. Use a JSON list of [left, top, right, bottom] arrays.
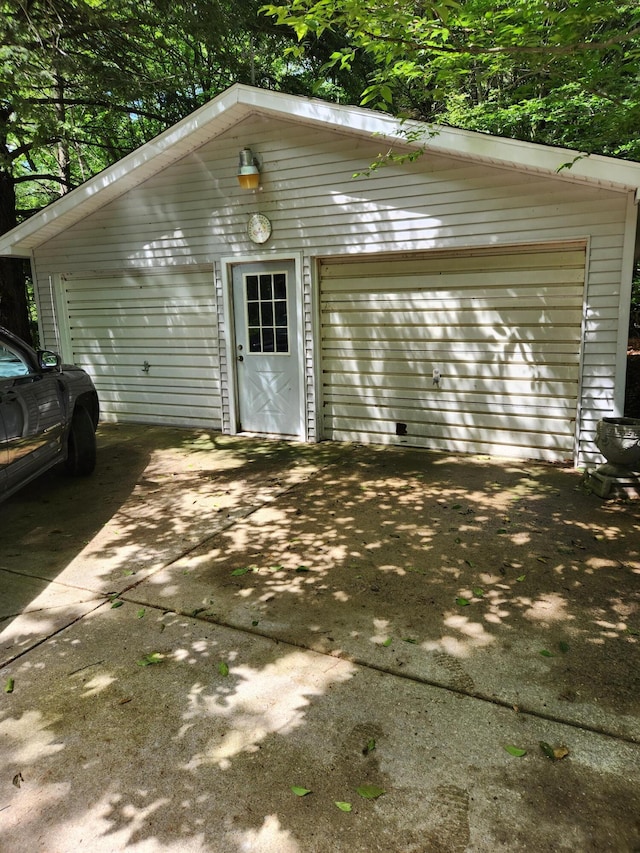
[[263, 0, 640, 157]]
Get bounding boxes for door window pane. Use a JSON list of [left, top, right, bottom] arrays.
[[246, 275, 259, 301], [245, 272, 289, 354]]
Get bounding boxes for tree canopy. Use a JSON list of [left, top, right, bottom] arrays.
[[0, 0, 368, 337], [264, 0, 640, 158]]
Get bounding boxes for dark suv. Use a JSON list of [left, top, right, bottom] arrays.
[[0, 325, 99, 502]]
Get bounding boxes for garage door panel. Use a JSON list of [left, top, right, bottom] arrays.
[[325, 389, 577, 416], [322, 323, 582, 345], [64, 268, 221, 429], [320, 246, 586, 279], [333, 406, 571, 440], [325, 415, 575, 451], [322, 307, 584, 330], [322, 289, 583, 310], [322, 355, 580, 383], [320, 244, 585, 462], [323, 342, 581, 365]]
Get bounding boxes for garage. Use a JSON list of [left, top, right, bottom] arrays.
[[59, 267, 222, 429], [1, 85, 637, 467], [319, 242, 586, 461]]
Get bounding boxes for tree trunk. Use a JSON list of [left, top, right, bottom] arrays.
[[54, 72, 72, 194], [0, 169, 31, 344]]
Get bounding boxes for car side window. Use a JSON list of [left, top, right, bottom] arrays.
[[0, 343, 30, 379]]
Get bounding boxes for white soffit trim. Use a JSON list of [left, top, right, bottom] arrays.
[[2, 82, 640, 257]]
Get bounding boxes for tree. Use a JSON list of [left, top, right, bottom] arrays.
[[263, 0, 640, 157], [1, 0, 370, 340], [1, 0, 159, 339]]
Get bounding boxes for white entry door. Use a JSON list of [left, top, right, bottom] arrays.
[[232, 261, 303, 437]]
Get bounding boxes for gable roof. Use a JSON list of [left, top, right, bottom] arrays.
[[3, 82, 640, 257]]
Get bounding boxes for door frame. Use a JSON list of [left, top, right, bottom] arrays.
[[221, 252, 307, 440]]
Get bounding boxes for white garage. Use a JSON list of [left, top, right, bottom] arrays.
[[1, 84, 638, 468]]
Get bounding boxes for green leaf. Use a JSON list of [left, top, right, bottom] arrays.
[[516, 575, 527, 582], [251, 620, 259, 627], [540, 649, 555, 657], [295, 565, 310, 573], [111, 599, 124, 609], [137, 608, 146, 619], [335, 801, 352, 812], [291, 786, 312, 796], [231, 567, 252, 576], [137, 652, 164, 667], [382, 637, 393, 647], [451, 503, 462, 509], [539, 741, 555, 760], [363, 738, 376, 754], [472, 587, 484, 597], [357, 784, 385, 799], [218, 662, 229, 677], [5, 677, 15, 693], [558, 641, 570, 653], [496, 528, 508, 534], [504, 745, 527, 757], [402, 637, 417, 644], [456, 597, 470, 606]]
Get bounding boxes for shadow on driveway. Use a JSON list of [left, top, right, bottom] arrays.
[[1, 425, 640, 852]]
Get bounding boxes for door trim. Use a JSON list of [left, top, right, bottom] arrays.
[[221, 253, 307, 440]]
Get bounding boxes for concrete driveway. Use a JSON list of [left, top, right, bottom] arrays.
[[1, 424, 639, 852]]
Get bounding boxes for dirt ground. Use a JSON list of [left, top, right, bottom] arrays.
[[1, 425, 640, 852]]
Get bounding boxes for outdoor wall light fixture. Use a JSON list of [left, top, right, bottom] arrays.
[[237, 147, 261, 190]]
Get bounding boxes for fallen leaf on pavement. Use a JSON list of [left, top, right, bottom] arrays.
[[136, 652, 165, 667], [357, 784, 385, 799]]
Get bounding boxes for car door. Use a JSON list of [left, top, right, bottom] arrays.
[[0, 339, 65, 494]]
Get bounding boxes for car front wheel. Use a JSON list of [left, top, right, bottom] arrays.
[[66, 405, 97, 476]]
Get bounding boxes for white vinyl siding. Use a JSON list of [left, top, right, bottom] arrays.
[[320, 244, 586, 461], [30, 114, 634, 464], [61, 268, 221, 428]]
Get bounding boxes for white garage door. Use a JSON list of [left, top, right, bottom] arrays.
[[62, 267, 222, 428], [319, 243, 586, 462]]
